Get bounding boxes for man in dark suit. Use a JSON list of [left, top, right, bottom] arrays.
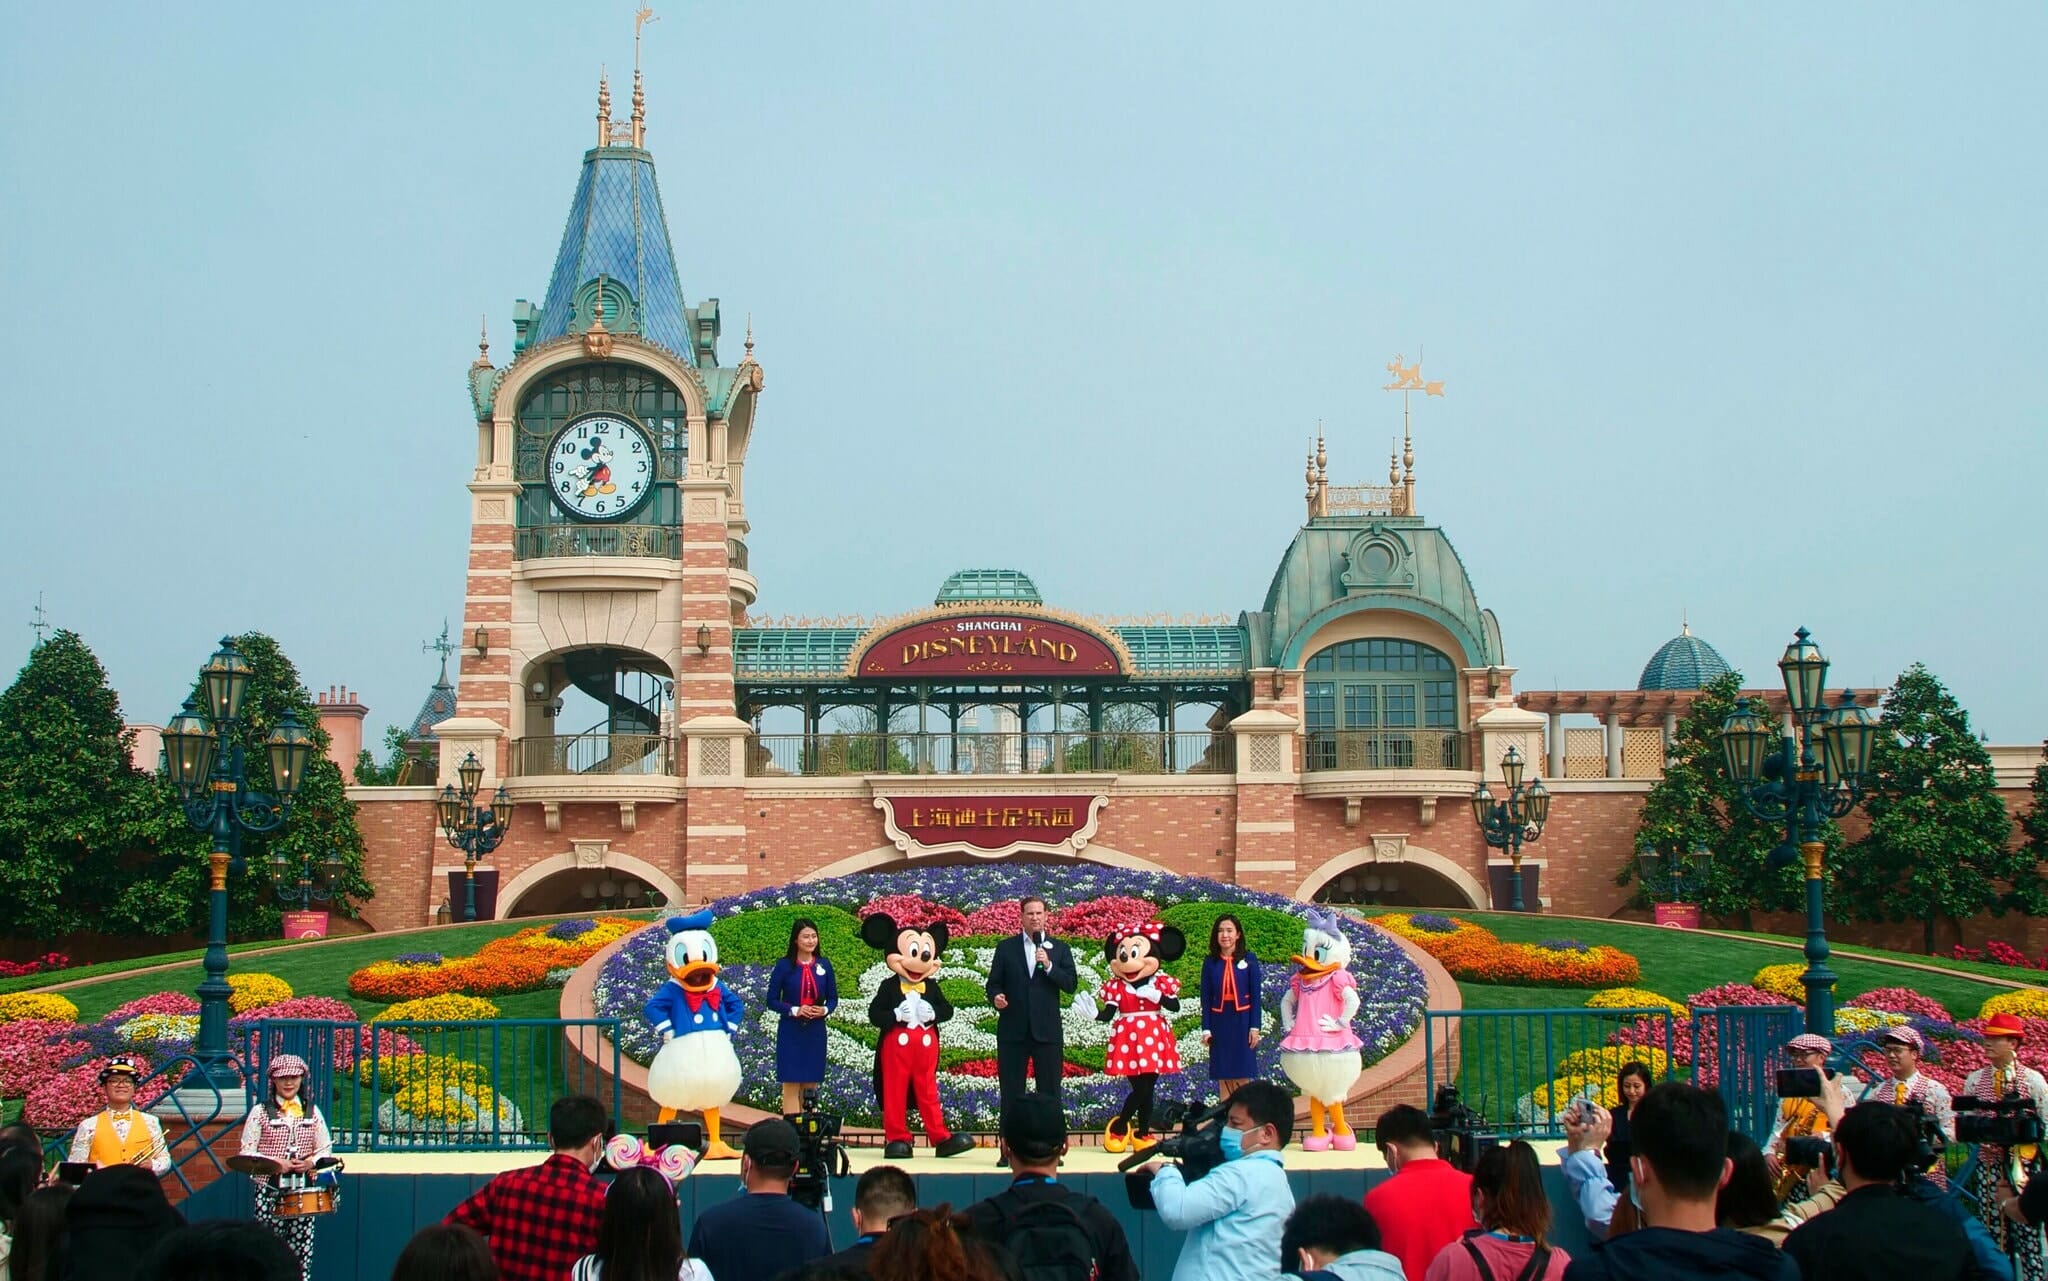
[[984, 894, 1077, 1114]]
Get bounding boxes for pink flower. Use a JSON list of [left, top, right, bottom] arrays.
[[1050, 896, 1161, 940], [855, 895, 967, 931], [23, 1056, 174, 1131], [107, 993, 202, 1022], [1851, 988, 1953, 1022]]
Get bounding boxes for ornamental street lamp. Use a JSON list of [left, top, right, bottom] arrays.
[[270, 846, 346, 908], [1636, 842, 1715, 904], [1470, 744, 1551, 912], [438, 751, 512, 922], [162, 638, 316, 1091], [1718, 627, 1878, 1034]]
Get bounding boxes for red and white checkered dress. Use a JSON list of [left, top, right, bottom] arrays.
[[1101, 975, 1182, 1076]]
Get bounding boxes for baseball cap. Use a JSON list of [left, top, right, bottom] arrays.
[[1000, 1093, 1068, 1161], [743, 1117, 801, 1167]]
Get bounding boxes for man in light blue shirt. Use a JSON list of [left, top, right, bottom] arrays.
[[1138, 1080, 1297, 1281]]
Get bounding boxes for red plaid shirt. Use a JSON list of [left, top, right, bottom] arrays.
[[446, 1152, 606, 1281]]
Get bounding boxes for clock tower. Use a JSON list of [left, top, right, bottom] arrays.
[[430, 69, 761, 912]]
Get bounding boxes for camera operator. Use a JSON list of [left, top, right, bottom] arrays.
[[1364, 1105, 1474, 1281], [1135, 1081, 1297, 1281], [1965, 1014, 2048, 1281], [1782, 1101, 1972, 1281], [687, 1119, 831, 1281]]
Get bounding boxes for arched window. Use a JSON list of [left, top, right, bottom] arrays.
[[1302, 639, 1461, 769]]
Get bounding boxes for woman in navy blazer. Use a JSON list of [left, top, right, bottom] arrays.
[[766, 917, 838, 1116], [1199, 913, 1262, 1100]]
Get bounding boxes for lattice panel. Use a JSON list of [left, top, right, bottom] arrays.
[[1249, 734, 1286, 774], [1565, 728, 1607, 779], [1623, 728, 1667, 778], [698, 739, 732, 778]]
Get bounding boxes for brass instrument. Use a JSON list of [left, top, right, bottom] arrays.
[[1772, 1098, 1829, 1203]]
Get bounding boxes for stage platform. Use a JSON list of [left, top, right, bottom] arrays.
[[184, 1140, 1596, 1281]]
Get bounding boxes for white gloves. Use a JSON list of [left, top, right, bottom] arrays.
[[1071, 991, 1098, 1021], [661, 1030, 674, 1043], [1317, 1014, 1345, 1033], [1129, 980, 1163, 1004], [894, 993, 935, 1027]]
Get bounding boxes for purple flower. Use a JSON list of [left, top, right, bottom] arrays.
[[548, 919, 599, 941], [1410, 913, 1460, 934], [1538, 939, 1591, 953], [393, 952, 443, 967]]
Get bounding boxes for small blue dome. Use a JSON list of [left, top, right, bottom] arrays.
[[1638, 624, 1733, 691], [935, 569, 1042, 606]]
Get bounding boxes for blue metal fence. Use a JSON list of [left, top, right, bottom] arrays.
[[246, 1018, 623, 1151], [1422, 1007, 1680, 1138], [1693, 1004, 1804, 1144]]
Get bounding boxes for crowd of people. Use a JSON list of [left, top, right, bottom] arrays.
[[4, 1013, 2045, 1281]]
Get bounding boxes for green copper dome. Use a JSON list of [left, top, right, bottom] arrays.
[[935, 569, 1042, 606], [1638, 624, 1733, 690]]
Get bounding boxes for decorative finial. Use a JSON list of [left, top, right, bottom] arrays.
[[598, 69, 612, 148], [583, 274, 615, 358], [423, 620, 456, 687], [744, 313, 754, 359], [1314, 422, 1327, 478], [631, 8, 657, 147], [1681, 610, 1691, 637], [473, 315, 491, 369], [1389, 440, 1400, 486], [28, 592, 49, 648]]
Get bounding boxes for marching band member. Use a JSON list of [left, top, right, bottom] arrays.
[[67, 1057, 169, 1175], [237, 1053, 335, 1281], [1970, 1014, 2048, 1281], [1862, 1026, 1956, 1187], [1763, 1033, 1838, 1203]]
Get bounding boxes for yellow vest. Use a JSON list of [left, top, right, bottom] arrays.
[[85, 1110, 156, 1167]]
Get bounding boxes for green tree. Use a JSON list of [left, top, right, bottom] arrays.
[[2008, 743, 2048, 916], [354, 723, 415, 786], [1621, 669, 1817, 927], [0, 631, 192, 938], [177, 633, 376, 936], [1838, 664, 2015, 953]]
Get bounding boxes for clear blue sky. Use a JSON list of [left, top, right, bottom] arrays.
[[3, 4, 2043, 744]]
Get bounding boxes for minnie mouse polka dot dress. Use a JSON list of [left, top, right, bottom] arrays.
[[1101, 975, 1182, 1076]]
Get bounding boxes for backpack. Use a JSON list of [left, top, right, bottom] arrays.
[[1460, 1231, 1553, 1281], [990, 1188, 1102, 1281]]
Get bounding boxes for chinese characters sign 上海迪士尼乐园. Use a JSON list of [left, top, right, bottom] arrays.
[[855, 615, 1125, 678], [874, 795, 1110, 859]]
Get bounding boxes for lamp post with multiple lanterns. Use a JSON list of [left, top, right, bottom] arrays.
[[1717, 627, 1879, 1035], [160, 639, 318, 1089], [1636, 842, 1716, 906], [438, 751, 512, 922], [270, 846, 346, 910], [1470, 744, 1551, 912]]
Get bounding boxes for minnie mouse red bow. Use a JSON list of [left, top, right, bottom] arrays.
[[1112, 921, 1163, 942]]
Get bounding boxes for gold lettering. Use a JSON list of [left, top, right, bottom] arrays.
[[930, 809, 952, 828], [1056, 643, 1076, 662], [908, 806, 924, 827], [1051, 807, 1075, 826], [1026, 807, 1049, 827], [1002, 807, 1024, 827], [956, 807, 979, 826], [982, 807, 1000, 827], [903, 644, 920, 665]]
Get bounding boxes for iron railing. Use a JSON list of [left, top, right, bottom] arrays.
[[514, 733, 674, 777], [1304, 729, 1465, 771], [514, 524, 681, 560], [245, 1018, 624, 1152], [747, 730, 1234, 777], [1694, 1003, 1805, 1144], [727, 537, 749, 570], [1423, 1007, 1681, 1138]]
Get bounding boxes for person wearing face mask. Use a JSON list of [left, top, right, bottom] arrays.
[[1135, 1080, 1297, 1281], [687, 1118, 831, 1281], [445, 1094, 611, 1281]]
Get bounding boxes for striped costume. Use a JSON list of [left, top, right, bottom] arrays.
[[237, 1100, 334, 1281], [1963, 1062, 2048, 1281]]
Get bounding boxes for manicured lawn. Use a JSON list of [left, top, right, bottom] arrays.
[[0, 939, 330, 998], [1361, 910, 2021, 1019]]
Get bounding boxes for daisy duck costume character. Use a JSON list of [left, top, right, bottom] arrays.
[[643, 910, 745, 1160], [1279, 908, 1364, 1151], [1072, 921, 1186, 1153], [861, 911, 978, 1161]]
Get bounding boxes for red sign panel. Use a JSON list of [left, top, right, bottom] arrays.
[[1654, 903, 1702, 929], [281, 911, 330, 940], [875, 794, 1109, 859], [856, 615, 1124, 678]]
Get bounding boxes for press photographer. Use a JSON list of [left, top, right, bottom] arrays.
[[1782, 1101, 1974, 1281], [1133, 1081, 1296, 1281]]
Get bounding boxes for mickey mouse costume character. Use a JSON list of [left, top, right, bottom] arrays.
[[643, 910, 745, 1160], [861, 912, 977, 1161], [1073, 921, 1185, 1153]]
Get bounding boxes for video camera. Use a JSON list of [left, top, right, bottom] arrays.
[[785, 1089, 850, 1212], [1431, 1085, 1497, 1174], [1955, 1096, 2047, 1148], [1900, 1099, 1949, 1174], [1121, 1098, 1229, 1208]]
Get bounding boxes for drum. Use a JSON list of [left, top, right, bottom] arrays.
[[275, 1186, 337, 1218], [227, 1154, 284, 1178]]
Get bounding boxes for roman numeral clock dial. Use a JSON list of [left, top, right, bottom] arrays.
[[548, 413, 656, 521]]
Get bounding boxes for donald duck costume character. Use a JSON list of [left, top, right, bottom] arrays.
[[1278, 908, 1364, 1151], [644, 911, 745, 1160]]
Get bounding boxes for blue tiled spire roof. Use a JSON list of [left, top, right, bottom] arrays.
[[1638, 623, 1734, 691], [528, 146, 691, 360]]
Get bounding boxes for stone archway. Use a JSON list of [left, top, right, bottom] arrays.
[[497, 848, 684, 919], [796, 841, 1172, 883], [1292, 843, 1485, 909]]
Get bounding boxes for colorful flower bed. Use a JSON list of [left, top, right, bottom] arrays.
[[348, 918, 645, 1001], [1585, 988, 1689, 1018], [371, 995, 502, 1026], [1378, 914, 1641, 988], [1950, 940, 2047, 970], [0, 994, 81, 1025], [1981, 990, 2048, 1022], [592, 866, 1428, 1130], [227, 974, 293, 1015], [0, 952, 71, 979], [1751, 963, 1814, 1002]]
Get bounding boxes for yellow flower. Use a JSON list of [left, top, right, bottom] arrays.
[[1981, 990, 2048, 1021], [359, 1051, 491, 1091], [371, 995, 502, 1026], [1585, 988, 1688, 1018], [1556, 1045, 1672, 1080], [0, 993, 79, 1024], [227, 974, 294, 1015], [1834, 1007, 1907, 1033], [1751, 964, 1813, 1002]]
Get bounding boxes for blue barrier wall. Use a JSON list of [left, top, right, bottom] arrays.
[[186, 1162, 1599, 1281]]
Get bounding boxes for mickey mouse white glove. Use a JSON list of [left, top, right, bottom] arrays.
[[894, 994, 935, 1027]]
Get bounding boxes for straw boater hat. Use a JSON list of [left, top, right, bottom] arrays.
[[97, 1056, 141, 1086], [266, 1053, 310, 1079], [1878, 1026, 1926, 1053], [1785, 1033, 1833, 1055], [1982, 1013, 2027, 1041]]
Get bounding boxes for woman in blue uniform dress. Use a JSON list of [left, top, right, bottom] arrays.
[[767, 918, 839, 1116], [1199, 913, 1262, 1100]]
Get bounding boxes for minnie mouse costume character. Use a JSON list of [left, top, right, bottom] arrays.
[[861, 912, 978, 1161], [1072, 921, 1185, 1153]]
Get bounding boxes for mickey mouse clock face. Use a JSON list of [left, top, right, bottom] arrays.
[[548, 413, 655, 522]]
